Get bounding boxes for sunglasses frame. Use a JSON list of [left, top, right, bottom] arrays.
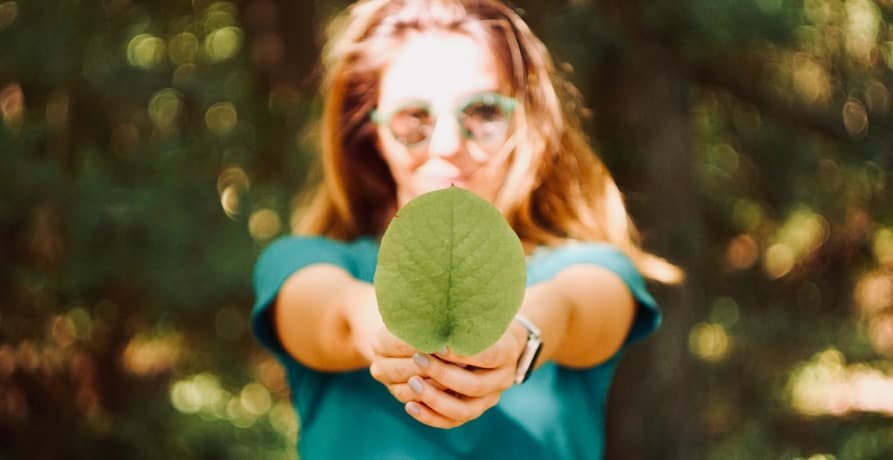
[[370, 92, 518, 149]]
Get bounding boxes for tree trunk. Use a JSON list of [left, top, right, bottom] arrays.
[[591, 5, 708, 458]]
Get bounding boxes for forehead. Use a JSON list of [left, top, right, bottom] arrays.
[[378, 31, 503, 108]]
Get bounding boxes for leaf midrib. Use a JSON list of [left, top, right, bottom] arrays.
[[445, 187, 455, 341]]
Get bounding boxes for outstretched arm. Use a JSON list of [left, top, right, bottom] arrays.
[[527, 263, 637, 369], [272, 264, 384, 371]]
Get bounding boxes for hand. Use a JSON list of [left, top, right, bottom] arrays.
[[375, 321, 528, 429]]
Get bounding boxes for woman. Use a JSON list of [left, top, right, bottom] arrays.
[[251, 0, 682, 458]]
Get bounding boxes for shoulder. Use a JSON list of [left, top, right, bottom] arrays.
[[258, 235, 354, 261], [529, 241, 640, 285], [253, 235, 379, 292]]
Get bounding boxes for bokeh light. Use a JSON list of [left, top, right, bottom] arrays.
[[710, 297, 740, 328], [865, 79, 889, 113], [788, 348, 893, 417], [762, 208, 830, 279], [205, 26, 243, 62], [726, 234, 759, 271], [872, 228, 893, 267], [268, 401, 299, 437], [172, 63, 198, 86], [842, 98, 869, 137], [689, 322, 732, 363], [127, 34, 167, 69], [256, 357, 288, 395], [148, 88, 183, 132], [853, 271, 893, 314], [217, 167, 250, 219], [171, 379, 203, 414], [1, 83, 24, 131], [868, 313, 893, 356], [205, 101, 238, 135], [763, 243, 796, 279], [248, 208, 282, 242], [791, 53, 831, 105], [168, 32, 200, 65], [240, 382, 272, 416], [844, 0, 881, 62], [170, 373, 228, 416], [122, 331, 183, 376], [202, 2, 238, 31], [49, 315, 76, 348], [0, 1, 17, 30]]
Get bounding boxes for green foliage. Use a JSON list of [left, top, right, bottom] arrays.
[[375, 187, 527, 355], [1, 0, 892, 459], [1, 1, 297, 459]]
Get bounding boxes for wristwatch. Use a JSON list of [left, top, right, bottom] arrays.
[[513, 314, 543, 384]]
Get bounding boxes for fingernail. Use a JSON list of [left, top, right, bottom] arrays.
[[412, 353, 429, 368], [409, 376, 424, 394], [407, 402, 421, 416]]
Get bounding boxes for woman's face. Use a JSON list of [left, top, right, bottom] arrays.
[[375, 31, 514, 207]]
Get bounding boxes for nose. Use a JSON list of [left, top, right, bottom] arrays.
[[426, 114, 461, 158]]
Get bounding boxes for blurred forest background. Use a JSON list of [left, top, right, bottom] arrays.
[[1, 0, 892, 459]]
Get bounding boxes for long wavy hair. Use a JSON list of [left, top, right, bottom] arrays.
[[293, 0, 683, 283]]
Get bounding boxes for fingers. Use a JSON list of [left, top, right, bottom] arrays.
[[434, 347, 502, 368], [413, 376, 500, 422], [434, 324, 526, 369], [394, 377, 500, 429], [406, 401, 463, 429], [375, 353, 507, 429], [413, 353, 514, 397], [369, 357, 418, 385]]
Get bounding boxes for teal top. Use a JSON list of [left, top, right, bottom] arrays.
[[251, 236, 661, 460]]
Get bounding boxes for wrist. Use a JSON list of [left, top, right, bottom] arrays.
[[341, 279, 379, 363], [509, 318, 529, 356]]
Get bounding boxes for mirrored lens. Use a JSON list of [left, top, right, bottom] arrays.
[[389, 105, 433, 146]]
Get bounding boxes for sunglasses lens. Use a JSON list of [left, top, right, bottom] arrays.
[[389, 106, 433, 146], [459, 100, 511, 146], [380, 95, 514, 150]]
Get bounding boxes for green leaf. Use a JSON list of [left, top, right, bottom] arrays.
[[374, 186, 527, 355]]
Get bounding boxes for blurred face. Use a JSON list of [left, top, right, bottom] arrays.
[[375, 31, 516, 207]]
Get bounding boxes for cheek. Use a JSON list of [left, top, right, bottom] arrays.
[[478, 159, 513, 197], [376, 131, 417, 177]]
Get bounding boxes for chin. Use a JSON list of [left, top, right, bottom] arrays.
[[418, 179, 466, 194]]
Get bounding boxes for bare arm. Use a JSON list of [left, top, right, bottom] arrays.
[[272, 264, 382, 372], [520, 264, 637, 369]]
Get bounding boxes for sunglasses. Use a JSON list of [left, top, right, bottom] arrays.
[[371, 92, 517, 151]]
